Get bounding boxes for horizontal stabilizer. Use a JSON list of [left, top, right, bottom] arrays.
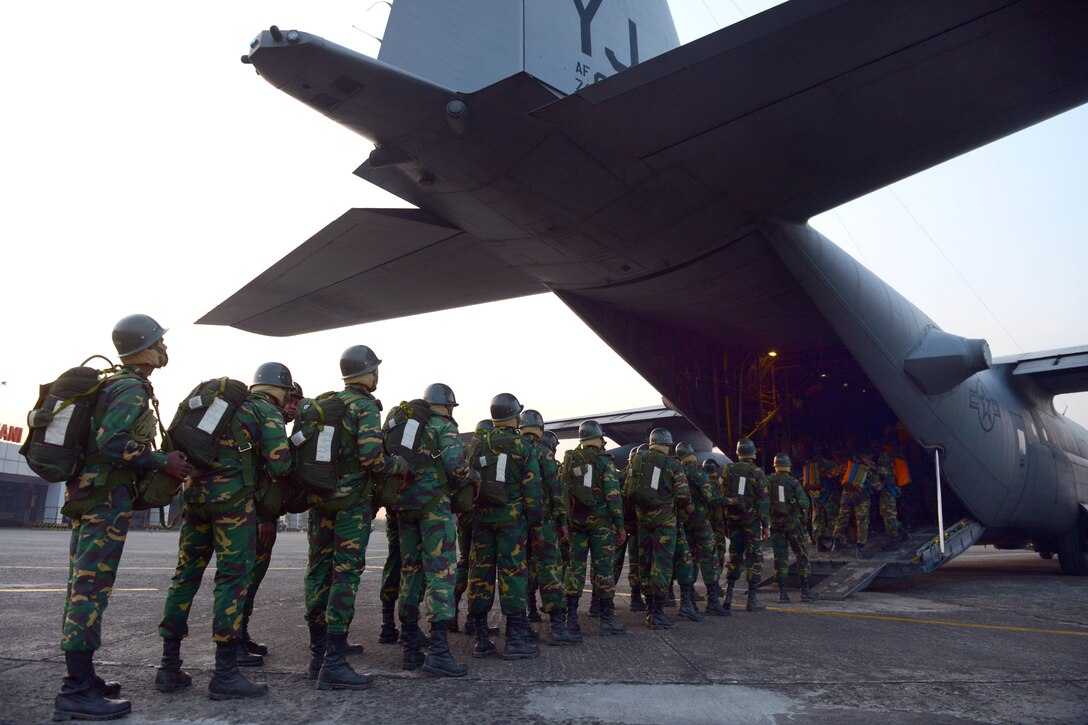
[[197, 209, 544, 336], [999, 345, 1088, 396]]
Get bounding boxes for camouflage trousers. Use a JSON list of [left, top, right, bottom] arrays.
[[613, 526, 642, 589], [833, 495, 870, 545], [725, 518, 763, 583], [531, 519, 565, 613], [771, 524, 811, 581], [563, 525, 616, 601], [243, 518, 275, 621], [381, 512, 402, 604], [812, 496, 840, 541], [684, 514, 717, 588], [878, 488, 901, 537], [61, 484, 133, 652], [397, 498, 457, 624], [454, 512, 473, 600], [636, 519, 676, 597], [304, 497, 374, 634], [467, 517, 528, 617], [159, 498, 256, 643], [673, 524, 695, 586], [710, 504, 727, 582]]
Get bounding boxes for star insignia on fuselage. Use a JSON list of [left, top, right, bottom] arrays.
[[968, 380, 1001, 432]]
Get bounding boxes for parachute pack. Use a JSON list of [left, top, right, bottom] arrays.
[[562, 447, 600, 508], [289, 392, 350, 494], [166, 378, 250, 468], [634, 448, 671, 508], [767, 472, 796, 517], [726, 460, 760, 513], [20, 357, 144, 483], [474, 428, 517, 506]]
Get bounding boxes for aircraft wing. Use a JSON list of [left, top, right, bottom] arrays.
[[997, 345, 1088, 396], [196, 208, 545, 336], [545, 405, 686, 444]]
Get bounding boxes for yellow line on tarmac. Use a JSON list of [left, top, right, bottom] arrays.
[[0, 588, 159, 593], [768, 606, 1088, 636]]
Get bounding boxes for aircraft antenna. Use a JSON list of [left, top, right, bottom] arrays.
[[889, 189, 1023, 352]]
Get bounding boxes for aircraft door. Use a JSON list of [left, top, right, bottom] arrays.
[[1009, 412, 1029, 490]]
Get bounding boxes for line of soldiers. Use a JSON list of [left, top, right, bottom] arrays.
[[49, 314, 821, 723]]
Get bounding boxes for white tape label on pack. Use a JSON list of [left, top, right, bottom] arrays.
[[316, 426, 336, 463], [197, 397, 230, 435], [778, 485, 786, 503], [650, 467, 661, 490], [188, 396, 203, 410], [401, 419, 420, 449], [44, 400, 74, 446], [496, 453, 508, 482], [583, 465, 594, 488], [737, 476, 746, 496], [290, 431, 307, 447]]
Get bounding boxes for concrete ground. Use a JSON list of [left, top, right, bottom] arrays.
[[0, 526, 1085, 724]]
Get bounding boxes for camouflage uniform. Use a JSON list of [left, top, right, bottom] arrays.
[[466, 428, 543, 618], [724, 460, 770, 584], [305, 385, 404, 635], [633, 450, 690, 596], [561, 446, 624, 601], [159, 391, 290, 643], [833, 457, 872, 547], [706, 468, 728, 585], [872, 451, 903, 539], [809, 458, 842, 547], [62, 366, 168, 652], [680, 461, 718, 591], [396, 411, 474, 625], [525, 432, 567, 614], [767, 471, 812, 581]]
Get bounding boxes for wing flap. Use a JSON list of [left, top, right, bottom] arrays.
[[1002, 346, 1088, 396], [197, 209, 544, 336]]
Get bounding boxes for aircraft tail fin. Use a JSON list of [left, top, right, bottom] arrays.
[[377, 0, 680, 94]]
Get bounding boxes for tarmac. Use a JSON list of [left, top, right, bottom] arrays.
[[1, 526, 1085, 724]]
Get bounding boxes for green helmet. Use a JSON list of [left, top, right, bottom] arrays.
[[423, 383, 457, 407], [340, 345, 381, 379], [489, 393, 522, 422], [637, 443, 648, 453], [542, 430, 559, 451], [649, 428, 673, 446], [520, 409, 544, 429], [675, 441, 696, 459], [578, 420, 604, 441], [736, 438, 757, 457], [112, 314, 167, 357], [702, 458, 720, 472], [252, 361, 293, 389], [475, 419, 494, 432], [773, 453, 791, 468], [290, 382, 304, 399]]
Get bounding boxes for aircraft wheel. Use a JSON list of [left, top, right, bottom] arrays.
[[1038, 551, 1053, 561], [1055, 522, 1088, 576]]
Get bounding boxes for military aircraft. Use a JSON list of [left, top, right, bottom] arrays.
[[201, 0, 1088, 578]]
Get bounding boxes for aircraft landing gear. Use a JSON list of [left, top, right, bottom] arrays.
[[1055, 519, 1088, 576]]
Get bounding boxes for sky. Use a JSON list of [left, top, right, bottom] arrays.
[[1, 0, 1085, 440]]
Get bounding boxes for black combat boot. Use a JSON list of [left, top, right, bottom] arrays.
[[565, 595, 581, 635], [235, 634, 264, 668], [501, 614, 540, 660], [548, 608, 580, 646], [664, 583, 677, 608], [678, 585, 704, 622], [472, 613, 497, 658], [423, 621, 468, 677], [745, 584, 766, 612], [856, 543, 866, 558], [240, 618, 268, 657], [588, 595, 600, 618], [694, 584, 706, 602], [317, 633, 375, 691], [308, 624, 327, 681], [646, 595, 674, 630], [53, 650, 131, 722], [91, 666, 122, 699], [704, 583, 730, 617], [378, 600, 399, 644], [724, 579, 736, 611], [155, 638, 192, 693], [598, 598, 626, 636], [208, 641, 269, 700], [527, 591, 542, 622], [629, 585, 647, 612], [450, 593, 461, 634], [800, 579, 821, 602], [401, 621, 425, 671], [778, 582, 791, 603]]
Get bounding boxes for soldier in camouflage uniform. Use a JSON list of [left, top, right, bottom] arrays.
[[767, 453, 820, 602], [632, 428, 691, 629], [452, 419, 492, 636], [560, 420, 627, 637], [520, 410, 579, 646], [723, 438, 770, 612], [872, 448, 908, 542], [378, 488, 404, 646], [305, 346, 405, 690], [394, 384, 478, 676], [807, 452, 842, 552], [615, 445, 645, 612], [832, 452, 873, 557], [157, 362, 292, 700], [677, 443, 728, 616], [467, 393, 544, 660], [53, 315, 191, 722], [703, 458, 729, 602]]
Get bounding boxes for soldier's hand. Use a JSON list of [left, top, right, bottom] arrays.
[[616, 527, 627, 546], [761, 527, 771, 541], [558, 525, 569, 545], [163, 451, 192, 481], [686, 504, 694, 515], [259, 521, 277, 547]]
